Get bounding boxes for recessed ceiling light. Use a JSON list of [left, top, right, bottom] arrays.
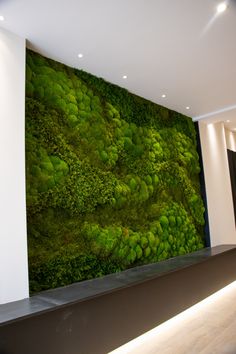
[[217, 2, 227, 13], [122, 75, 127, 79], [186, 106, 190, 110], [162, 94, 166, 98], [78, 53, 83, 58], [0, 15, 5, 21]]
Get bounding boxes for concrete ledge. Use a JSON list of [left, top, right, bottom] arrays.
[[0, 245, 236, 353]]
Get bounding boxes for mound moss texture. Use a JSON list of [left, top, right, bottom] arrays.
[[26, 50, 205, 293]]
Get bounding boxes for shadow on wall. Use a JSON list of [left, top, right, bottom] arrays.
[[25, 50, 205, 293]]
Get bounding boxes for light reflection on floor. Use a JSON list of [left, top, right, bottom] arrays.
[[109, 281, 236, 354]]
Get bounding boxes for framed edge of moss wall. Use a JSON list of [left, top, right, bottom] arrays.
[[194, 121, 210, 247], [25, 49, 206, 294]]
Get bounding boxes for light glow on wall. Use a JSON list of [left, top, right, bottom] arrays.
[[207, 123, 218, 160], [229, 132, 235, 151], [224, 125, 236, 151], [228, 131, 236, 152], [109, 281, 236, 354]]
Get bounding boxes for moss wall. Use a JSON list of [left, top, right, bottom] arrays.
[[26, 49, 205, 293]]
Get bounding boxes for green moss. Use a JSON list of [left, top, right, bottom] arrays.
[[160, 216, 169, 227], [26, 49, 205, 293]]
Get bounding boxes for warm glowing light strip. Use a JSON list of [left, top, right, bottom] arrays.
[[108, 280, 236, 354]]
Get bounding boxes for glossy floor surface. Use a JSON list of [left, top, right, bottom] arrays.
[[110, 281, 236, 354]]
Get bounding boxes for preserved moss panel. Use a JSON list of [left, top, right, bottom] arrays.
[[26, 49, 205, 293]]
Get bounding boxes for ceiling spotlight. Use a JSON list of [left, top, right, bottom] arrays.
[[0, 15, 5, 21], [217, 2, 227, 13], [78, 53, 83, 58], [162, 94, 166, 98], [186, 106, 190, 110], [122, 75, 127, 79]]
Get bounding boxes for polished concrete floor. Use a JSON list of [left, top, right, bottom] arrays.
[[110, 281, 236, 354]]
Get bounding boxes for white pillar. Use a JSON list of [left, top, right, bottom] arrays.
[[199, 121, 236, 246], [0, 28, 29, 304]]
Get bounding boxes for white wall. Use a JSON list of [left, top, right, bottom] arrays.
[[225, 128, 236, 152], [0, 28, 29, 304], [199, 121, 236, 246]]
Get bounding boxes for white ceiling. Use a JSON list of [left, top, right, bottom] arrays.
[[0, 0, 236, 124]]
